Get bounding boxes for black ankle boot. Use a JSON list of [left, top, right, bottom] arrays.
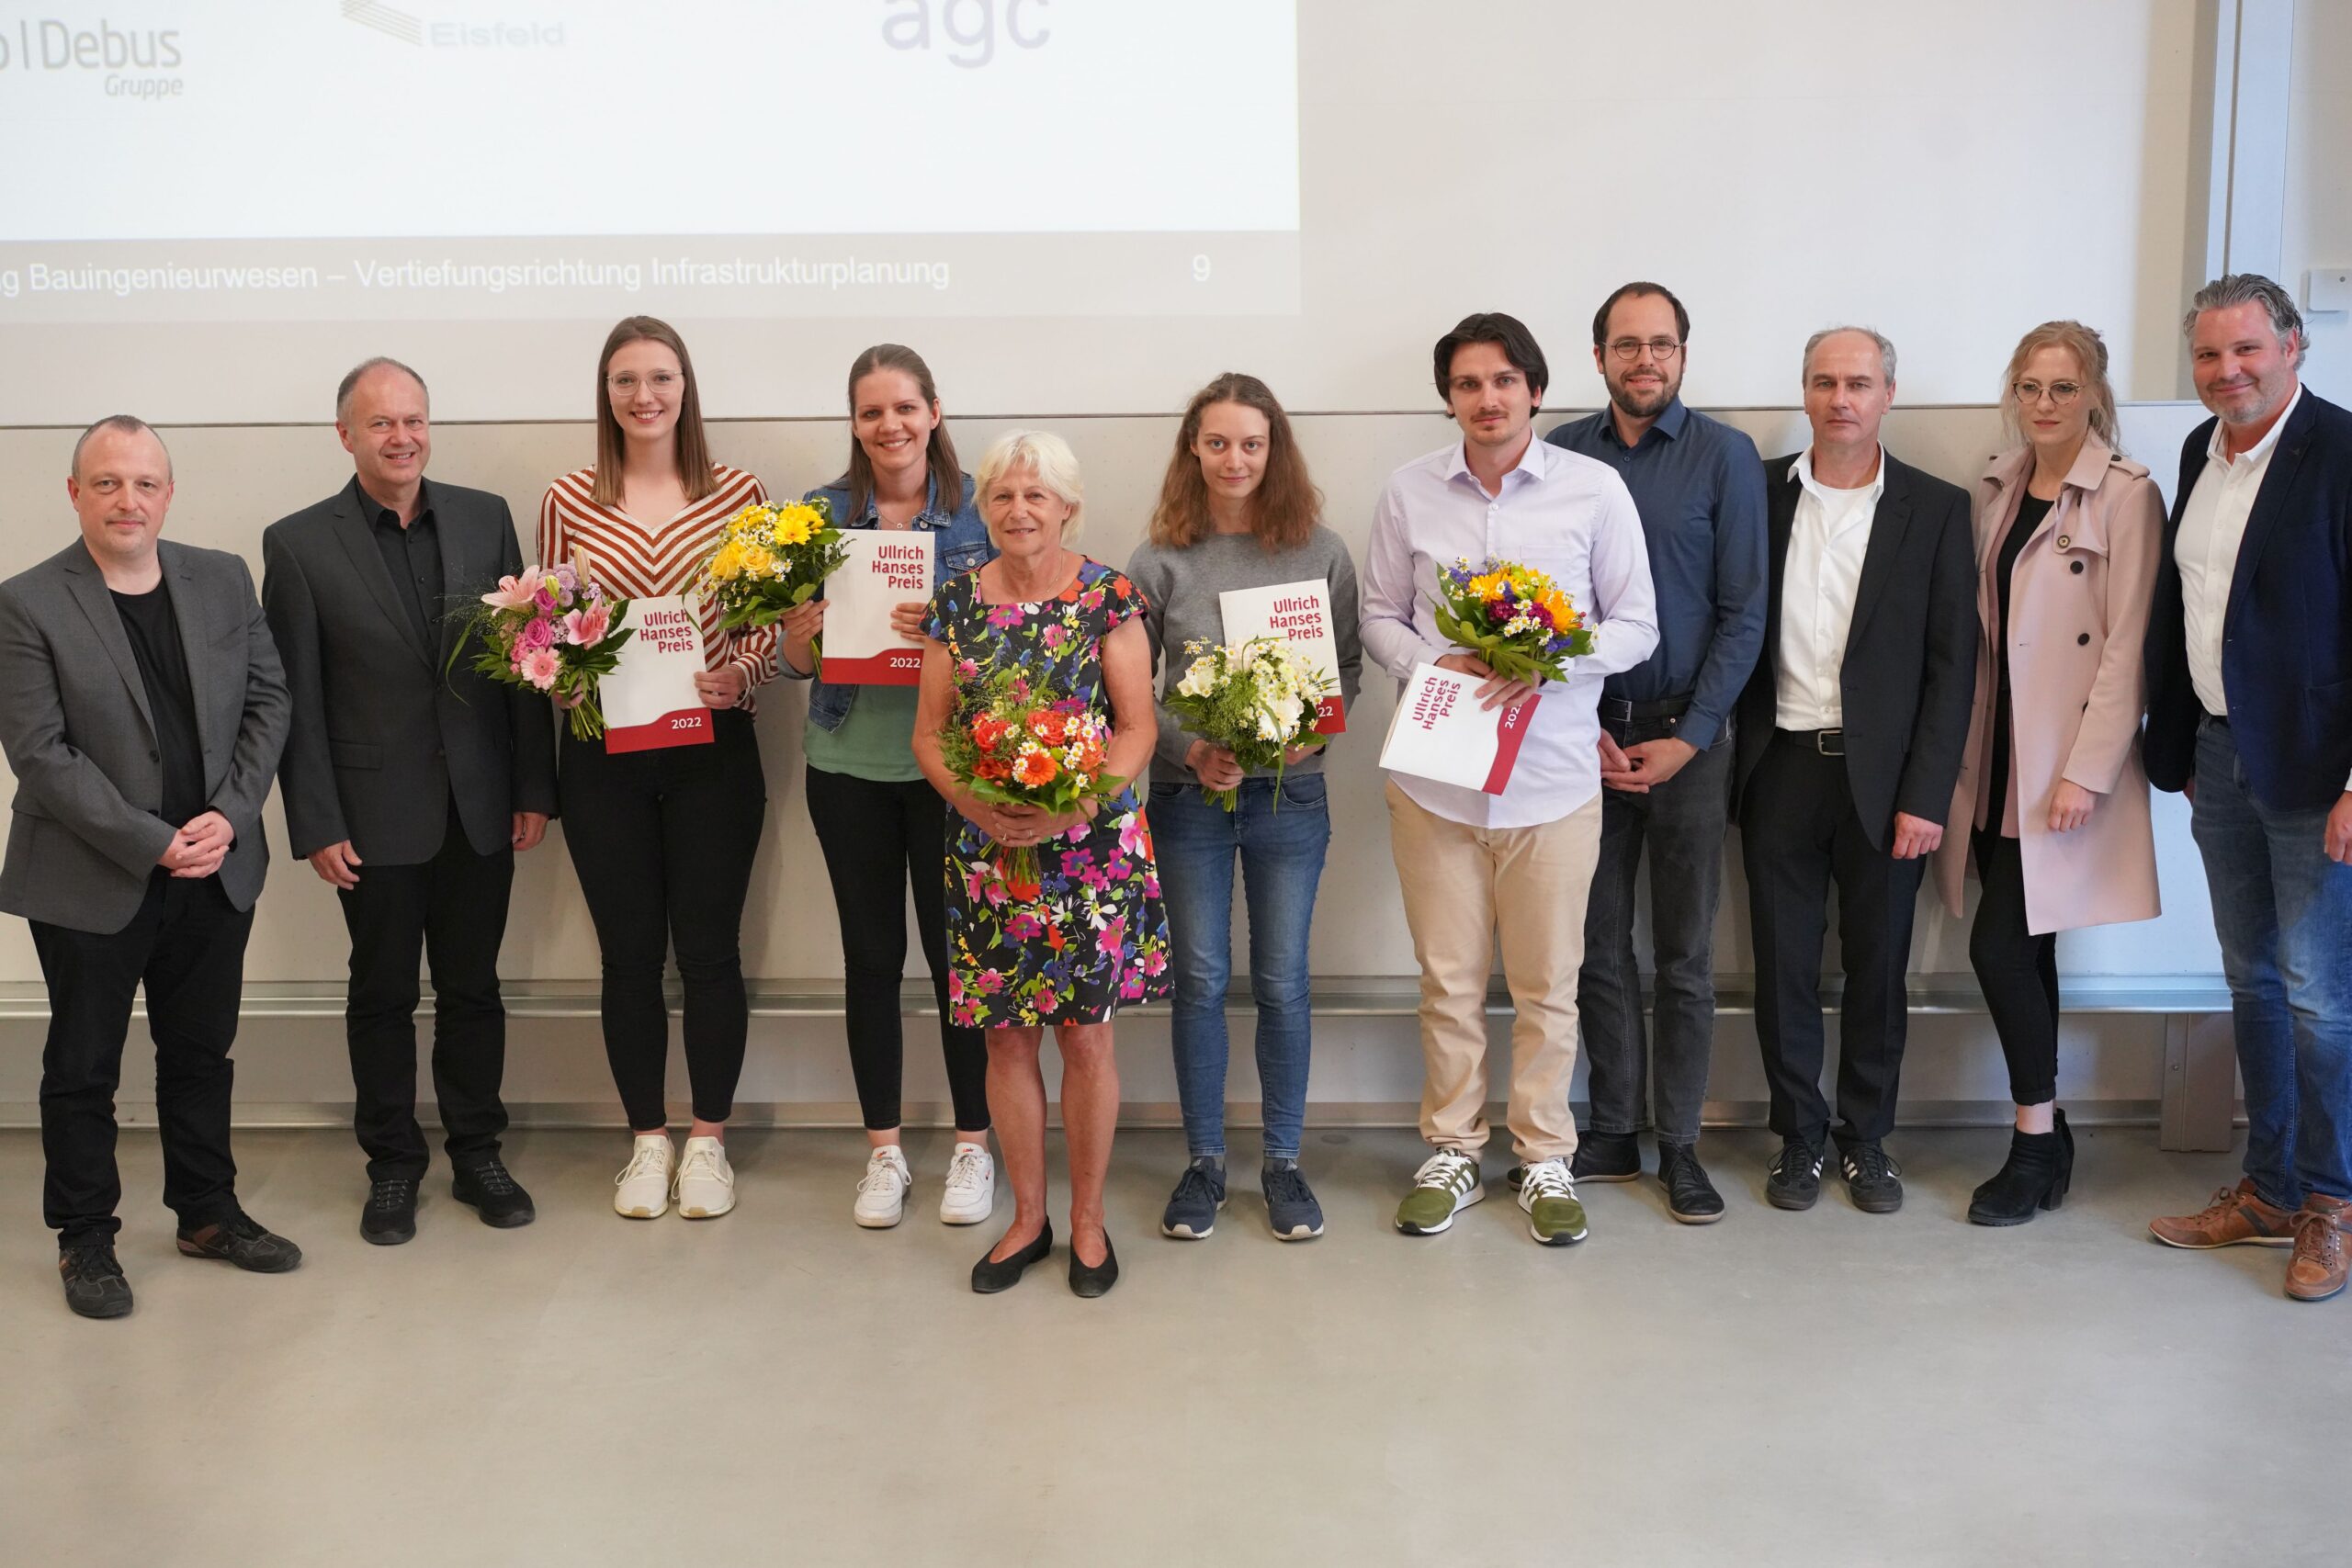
[[1967, 1110, 2073, 1226]]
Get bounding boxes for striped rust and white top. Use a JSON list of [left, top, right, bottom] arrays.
[[537, 464, 781, 710]]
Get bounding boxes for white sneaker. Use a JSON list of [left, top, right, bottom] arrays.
[[854, 1145, 912, 1228], [939, 1142, 996, 1226], [614, 1134, 673, 1219], [673, 1135, 735, 1219]]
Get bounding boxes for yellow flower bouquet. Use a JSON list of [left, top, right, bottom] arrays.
[[697, 497, 850, 633]]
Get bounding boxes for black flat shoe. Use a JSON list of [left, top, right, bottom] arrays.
[[971, 1222, 1053, 1293], [1069, 1235, 1119, 1298], [60, 1240, 132, 1320], [360, 1177, 419, 1246]]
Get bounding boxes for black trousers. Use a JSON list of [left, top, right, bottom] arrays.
[[805, 763, 990, 1133], [560, 710, 765, 1132], [1968, 829, 2061, 1106], [33, 873, 252, 1247], [1741, 732, 1925, 1148], [337, 796, 515, 1182]]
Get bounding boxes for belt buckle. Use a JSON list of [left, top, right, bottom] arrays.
[[1815, 729, 1845, 757]]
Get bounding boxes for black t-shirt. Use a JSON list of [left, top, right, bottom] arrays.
[[1985, 491, 2054, 839], [110, 580, 206, 829]]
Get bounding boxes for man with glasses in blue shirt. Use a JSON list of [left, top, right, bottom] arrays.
[[1544, 282, 1766, 1222]]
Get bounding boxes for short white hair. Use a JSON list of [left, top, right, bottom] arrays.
[[975, 429, 1085, 541]]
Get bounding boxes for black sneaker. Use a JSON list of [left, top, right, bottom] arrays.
[[361, 1177, 419, 1246], [1657, 1142, 1725, 1224], [1261, 1160, 1325, 1241], [1571, 1130, 1642, 1184], [1766, 1138, 1826, 1211], [1838, 1140, 1905, 1213], [60, 1239, 132, 1320], [1160, 1156, 1227, 1239], [176, 1211, 303, 1273], [452, 1158, 536, 1228]]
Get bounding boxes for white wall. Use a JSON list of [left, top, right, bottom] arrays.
[[4, 0, 2206, 423], [2286, 0, 2352, 405]]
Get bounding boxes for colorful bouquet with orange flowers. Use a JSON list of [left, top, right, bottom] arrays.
[[937, 667, 1125, 897], [1429, 556, 1593, 685], [447, 561, 634, 739]]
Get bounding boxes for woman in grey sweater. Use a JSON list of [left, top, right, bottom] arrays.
[[1125, 373, 1362, 1243]]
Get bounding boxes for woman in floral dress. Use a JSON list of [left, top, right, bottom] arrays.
[[913, 430, 1170, 1298]]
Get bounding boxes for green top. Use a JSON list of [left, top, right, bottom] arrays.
[[804, 682, 925, 782]]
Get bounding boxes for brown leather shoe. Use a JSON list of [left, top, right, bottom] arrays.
[[2148, 1178, 2297, 1248], [2286, 1195, 2350, 1303]]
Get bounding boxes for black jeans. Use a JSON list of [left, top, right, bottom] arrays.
[[560, 710, 765, 1132], [805, 764, 989, 1133], [338, 797, 515, 1181], [1741, 732, 1924, 1149], [1577, 724, 1733, 1145], [1968, 829, 2060, 1106], [33, 873, 252, 1247]]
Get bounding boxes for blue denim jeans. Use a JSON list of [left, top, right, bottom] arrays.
[[1149, 774, 1331, 1161], [2190, 717, 2352, 1205]]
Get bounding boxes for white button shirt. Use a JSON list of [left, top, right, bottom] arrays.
[[1773, 446, 1887, 731], [2176, 385, 2303, 720], [1360, 435, 1658, 829]]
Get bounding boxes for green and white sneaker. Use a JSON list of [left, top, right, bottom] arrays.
[[1396, 1150, 1484, 1235], [1518, 1156, 1588, 1246]]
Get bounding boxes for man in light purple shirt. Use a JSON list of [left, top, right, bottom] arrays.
[[1361, 311, 1657, 1247]]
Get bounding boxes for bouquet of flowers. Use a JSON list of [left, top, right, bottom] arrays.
[[937, 667, 1125, 899], [1429, 556, 1592, 685], [1161, 634, 1336, 811], [698, 498, 849, 635], [448, 562, 634, 740]]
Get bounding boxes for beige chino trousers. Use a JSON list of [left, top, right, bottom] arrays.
[[1385, 781, 1602, 1164]]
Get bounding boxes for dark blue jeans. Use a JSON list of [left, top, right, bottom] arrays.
[[1577, 729, 1734, 1145], [2189, 717, 2352, 1206], [1150, 774, 1331, 1161]]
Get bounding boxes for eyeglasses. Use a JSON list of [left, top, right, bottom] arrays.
[[2012, 379, 2083, 406], [1607, 337, 1682, 362], [607, 371, 681, 395]]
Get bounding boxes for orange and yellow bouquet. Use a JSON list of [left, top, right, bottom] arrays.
[[937, 667, 1125, 898]]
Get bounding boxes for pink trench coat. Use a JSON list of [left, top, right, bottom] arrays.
[[1933, 441, 2164, 934]]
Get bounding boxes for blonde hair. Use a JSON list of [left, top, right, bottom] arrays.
[[975, 429, 1086, 542], [1999, 320, 2122, 452]]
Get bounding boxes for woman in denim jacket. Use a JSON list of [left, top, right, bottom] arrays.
[[778, 344, 999, 1229]]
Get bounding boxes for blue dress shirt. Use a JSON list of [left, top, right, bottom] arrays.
[[1544, 398, 1767, 751]]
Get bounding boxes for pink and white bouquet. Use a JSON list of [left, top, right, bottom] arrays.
[[448, 562, 634, 739]]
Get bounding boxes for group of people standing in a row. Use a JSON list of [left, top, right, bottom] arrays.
[[7, 270, 2347, 1317]]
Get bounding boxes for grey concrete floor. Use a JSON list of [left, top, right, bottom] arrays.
[[1, 1123, 2343, 1568]]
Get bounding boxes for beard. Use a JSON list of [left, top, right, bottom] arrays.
[[1610, 375, 1678, 422]]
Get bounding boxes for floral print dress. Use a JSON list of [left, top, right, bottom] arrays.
[[924, 558, 1173, 1027]]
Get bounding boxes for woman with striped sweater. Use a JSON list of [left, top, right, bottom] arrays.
[[537, 316, 777, 1222]]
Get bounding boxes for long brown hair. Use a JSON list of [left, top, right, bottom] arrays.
[[590, 315, 718, 508], [1147, 373, 1320, 551], [835, 344, 962, 520], [1999, 320, 2123, 454]]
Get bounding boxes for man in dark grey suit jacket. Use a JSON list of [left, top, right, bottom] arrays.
[[1732, 327, 1977, 1217], [0, 416, 299, 1318], [262, 358, 557, 1245]]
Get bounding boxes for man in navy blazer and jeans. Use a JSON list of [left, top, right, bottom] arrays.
[[2144, 275, 2352, 1303]]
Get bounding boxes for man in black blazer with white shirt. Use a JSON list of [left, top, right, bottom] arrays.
[[1733, 327, 1976, 1215], [262, 358, 557, 1245]]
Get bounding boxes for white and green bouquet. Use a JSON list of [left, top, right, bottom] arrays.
[[1162, 634, 1337, 811]]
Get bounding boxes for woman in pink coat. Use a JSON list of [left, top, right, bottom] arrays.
[[1936, 321, 2163, 1224]]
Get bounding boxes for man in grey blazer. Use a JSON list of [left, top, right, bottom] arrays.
[[0, 416, 299, 1318], [262, 358, 557, 1245]]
